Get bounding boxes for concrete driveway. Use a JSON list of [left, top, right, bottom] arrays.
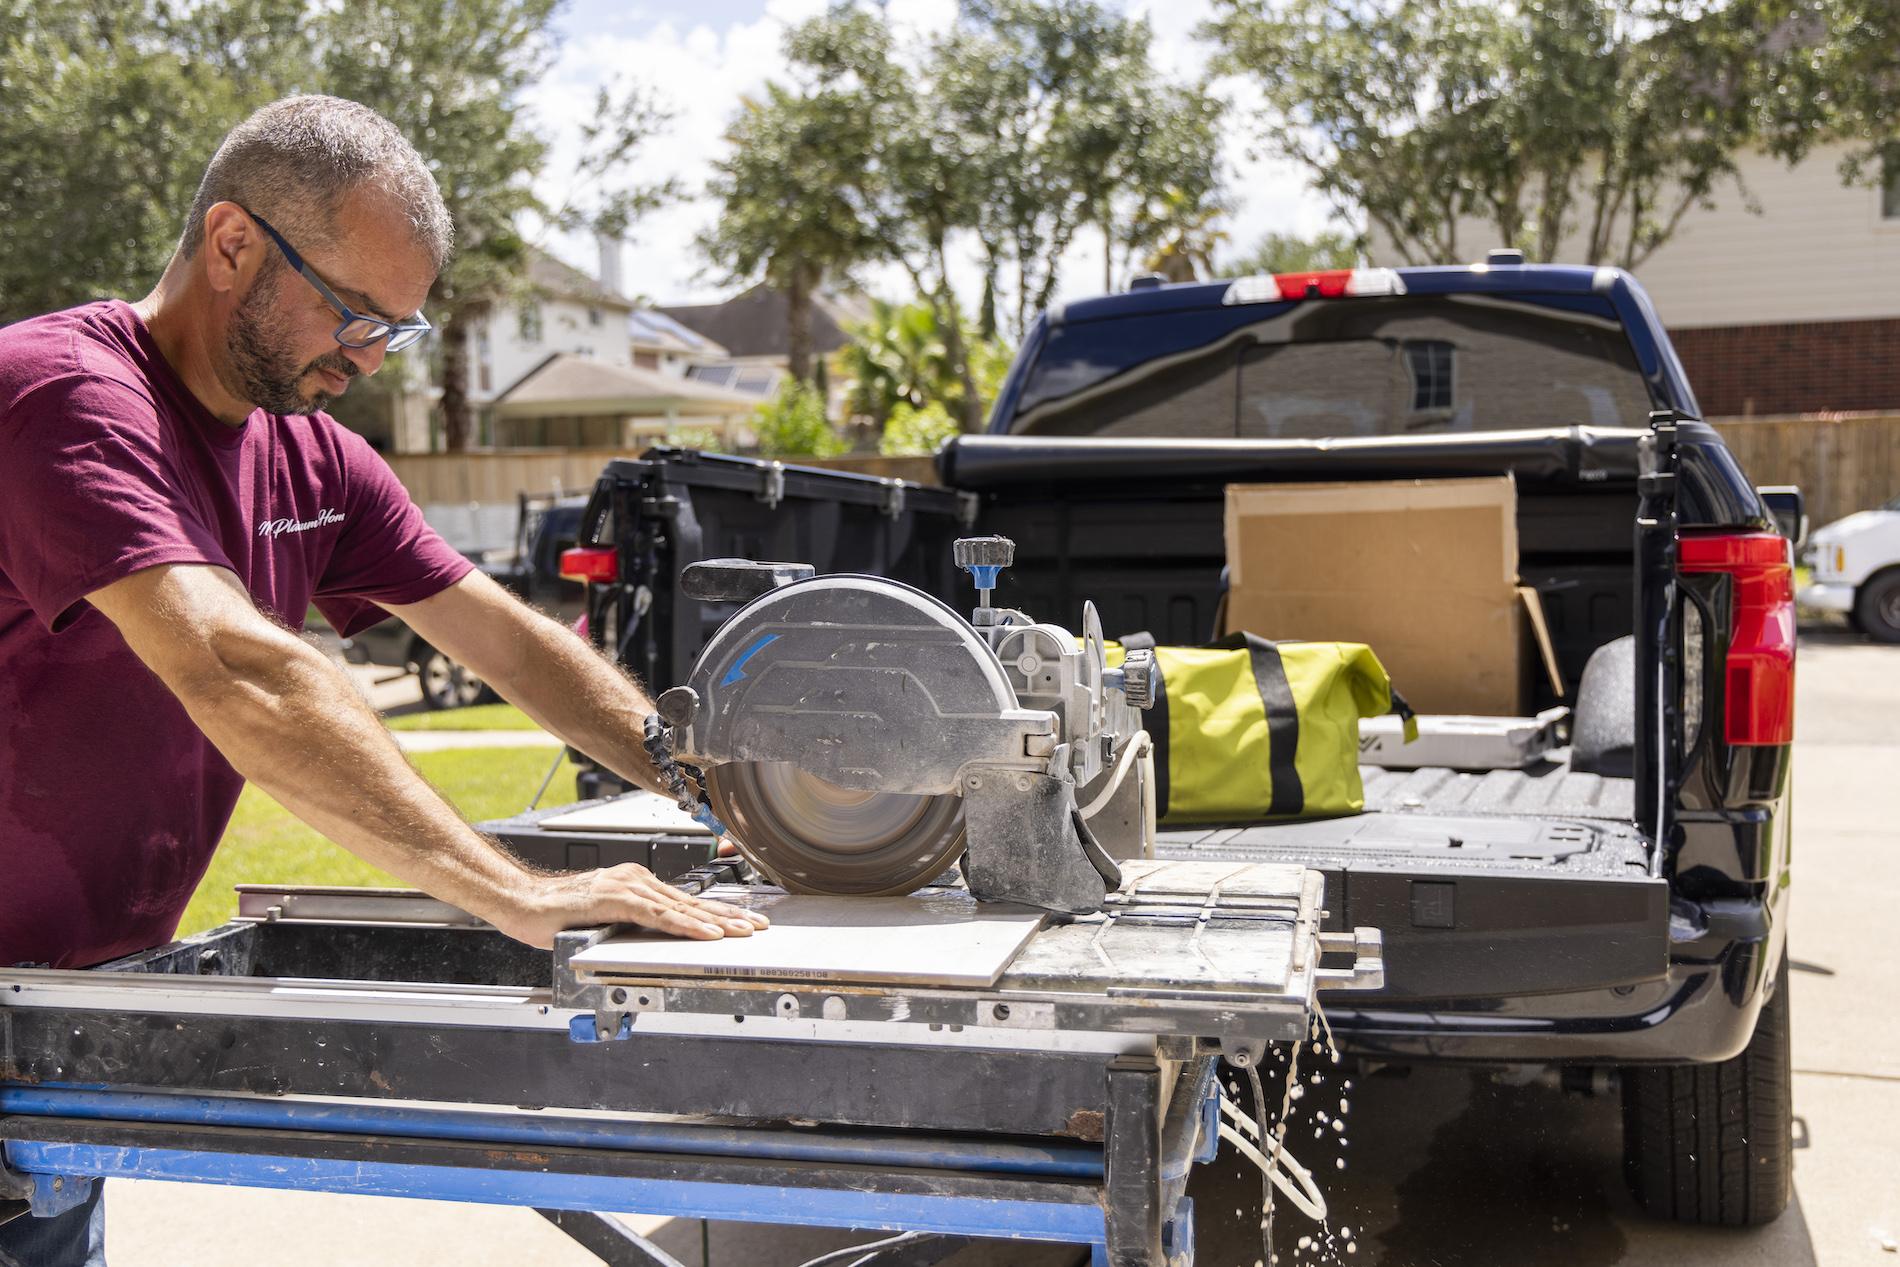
[[101, 630, 1900, 1265]]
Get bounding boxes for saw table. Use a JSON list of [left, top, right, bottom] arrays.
[[0, 859, 1379, 1266]]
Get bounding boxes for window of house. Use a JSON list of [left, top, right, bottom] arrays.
[[1404, 340, 1455, 412], [517, 301, 543, 343], [475, 324, 492, 394], [1883, 147, 1900, 220], [587, 306, 604, 327]]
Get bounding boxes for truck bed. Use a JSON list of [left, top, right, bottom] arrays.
[[1158, 750, 1643, 876], [1156, 754, 1657, 998]]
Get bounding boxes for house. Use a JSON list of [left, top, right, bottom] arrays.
[[659, 282, 869, 401], [465, 249, 756, 448], [1360, 141, 1900, 418], [469, 248, 634, 414], [487, 352, 759, 448], [1615, 142, 1900, 418], [629, 308, 728, 377]]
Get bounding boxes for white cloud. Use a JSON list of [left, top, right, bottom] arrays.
[[524, 0, 1341, 318]]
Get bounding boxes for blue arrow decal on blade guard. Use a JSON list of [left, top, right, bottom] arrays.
[[720, 634, 780, 687]]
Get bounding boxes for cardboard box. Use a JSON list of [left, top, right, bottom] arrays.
[[1223, 476, 1562, 716]]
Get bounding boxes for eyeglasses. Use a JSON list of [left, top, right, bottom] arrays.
[[240, 206, 433, 353]]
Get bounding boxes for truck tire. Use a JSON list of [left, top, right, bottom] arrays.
[[1621, 953, 1792, 1226], [1853, 569, 1900, 643], [418, 646, 493, 710]]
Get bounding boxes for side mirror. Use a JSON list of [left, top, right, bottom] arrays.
[[1758, 486, 1807, 550]]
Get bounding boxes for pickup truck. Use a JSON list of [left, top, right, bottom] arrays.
[[563, 259, 1796, 1229], [344, 493, 587, 708], [1799, 494, 1900, 641]]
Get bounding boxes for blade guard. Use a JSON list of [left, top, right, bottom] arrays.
[[677, 572, 1117, 912]]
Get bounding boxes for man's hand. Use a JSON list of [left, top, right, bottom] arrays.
[[496, 865, 770, 950]]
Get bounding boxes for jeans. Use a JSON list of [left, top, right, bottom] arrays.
[[0, 1182, 105, 1267]]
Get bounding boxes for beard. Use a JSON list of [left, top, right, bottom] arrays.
[[223, 265, 359, 416]]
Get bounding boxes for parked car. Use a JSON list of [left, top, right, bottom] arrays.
[[1798, 495, 1900, 641], [569, 257, 1797, 1228], [343, 493, 589, 708]]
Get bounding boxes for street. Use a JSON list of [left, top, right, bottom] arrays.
[[102, 629, 1900, 1266]]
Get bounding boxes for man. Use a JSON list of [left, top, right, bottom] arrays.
[[0, 95, 766, 1265]]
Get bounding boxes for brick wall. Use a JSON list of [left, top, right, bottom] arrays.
[[1671, 317, 1900, 418]]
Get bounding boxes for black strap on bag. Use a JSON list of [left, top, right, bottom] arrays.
[[1207, 633, 1304, 817], [1118, 630, 1304, 818], [1116, 631, 1168, 816]]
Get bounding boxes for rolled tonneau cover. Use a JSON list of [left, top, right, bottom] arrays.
[[938, 426, 1649, 489]]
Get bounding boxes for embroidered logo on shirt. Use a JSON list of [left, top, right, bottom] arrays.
[[257, 507, 346, 539]]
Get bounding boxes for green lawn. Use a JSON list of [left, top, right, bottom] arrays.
[[383, 702, 544, 731], [179, 747, 580, 937]]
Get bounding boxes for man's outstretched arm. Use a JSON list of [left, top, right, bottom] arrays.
[[89, 563, 767, 948], [383, 570, 685, 798]]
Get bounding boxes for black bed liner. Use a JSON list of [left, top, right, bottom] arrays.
[[1156, 756, 1662, 1000]]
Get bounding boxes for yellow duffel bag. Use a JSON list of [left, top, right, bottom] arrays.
[[1109, 632, 1414, 823]]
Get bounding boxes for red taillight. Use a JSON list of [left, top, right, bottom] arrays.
[[559, 546, 619, 584], [1680, 531, 1795, 746], [1274, 269, 1354, 299], [1223, 268, 1406, 306]]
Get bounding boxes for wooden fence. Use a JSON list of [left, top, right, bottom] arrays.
[[386, 415, 1900, 532], [1708, 414, 1900, 529], [385, 449, 941, 505]]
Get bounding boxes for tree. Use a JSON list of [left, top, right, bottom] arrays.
[[1224, 228, 1358, 277], [1744, 0, 1900, 191], [0, 0, 304, 325], [839, 297, 1011, 431], [751, 379, 847, 457], [778, 7, 996, 430], [1136, 186, 1231, 284], [880, 401, 961, 457], [1, 0, 669, 453], [1204, 0, 1840, 269], [700, 53, 882, 386], [311, 0, 557, 452], [937, 0, 1226, 331]]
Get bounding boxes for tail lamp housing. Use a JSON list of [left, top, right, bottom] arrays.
[[559, 546, 619, 585], [1679, 531, 1795, 746]]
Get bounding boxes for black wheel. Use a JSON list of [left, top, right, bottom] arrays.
[[1622, 952, 1793, 1226], [417, 646, 491, 710], [1853, 569, 1900, 643]]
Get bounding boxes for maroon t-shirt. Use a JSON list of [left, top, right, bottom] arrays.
[[0, 300, 472, 968]]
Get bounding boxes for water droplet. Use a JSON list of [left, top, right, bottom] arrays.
[[1290, 1084, 1305, 1100], [1335, 1157, 1346, 1169], [1333, 1116, 1345, 1131], [1347, 1242, 1358, 1255], [1298, 1236, 1312, 1250], [1311, 1040, 1323, 1054], [1339, 1098, 1350, 1113], [1343, 1079, 1353, 1090], [1331, 1050, 1342, 1063]]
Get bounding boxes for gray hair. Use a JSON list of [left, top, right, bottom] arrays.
[[180, 95, 453, 273]]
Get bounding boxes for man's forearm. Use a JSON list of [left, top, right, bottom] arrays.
[[88, 562, 766, 947], [474, 605, 672, 796], [176, 629, 541, 923]]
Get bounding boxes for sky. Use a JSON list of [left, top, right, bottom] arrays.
[[523, 0, 1343, 314]]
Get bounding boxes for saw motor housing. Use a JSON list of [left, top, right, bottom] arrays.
[[662, 541, 1155, 913]]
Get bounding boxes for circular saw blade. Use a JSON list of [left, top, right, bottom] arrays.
[[706, 761, 966, 896]]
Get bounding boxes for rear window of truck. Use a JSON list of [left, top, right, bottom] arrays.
[[1008, 292, 1655, 438]]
